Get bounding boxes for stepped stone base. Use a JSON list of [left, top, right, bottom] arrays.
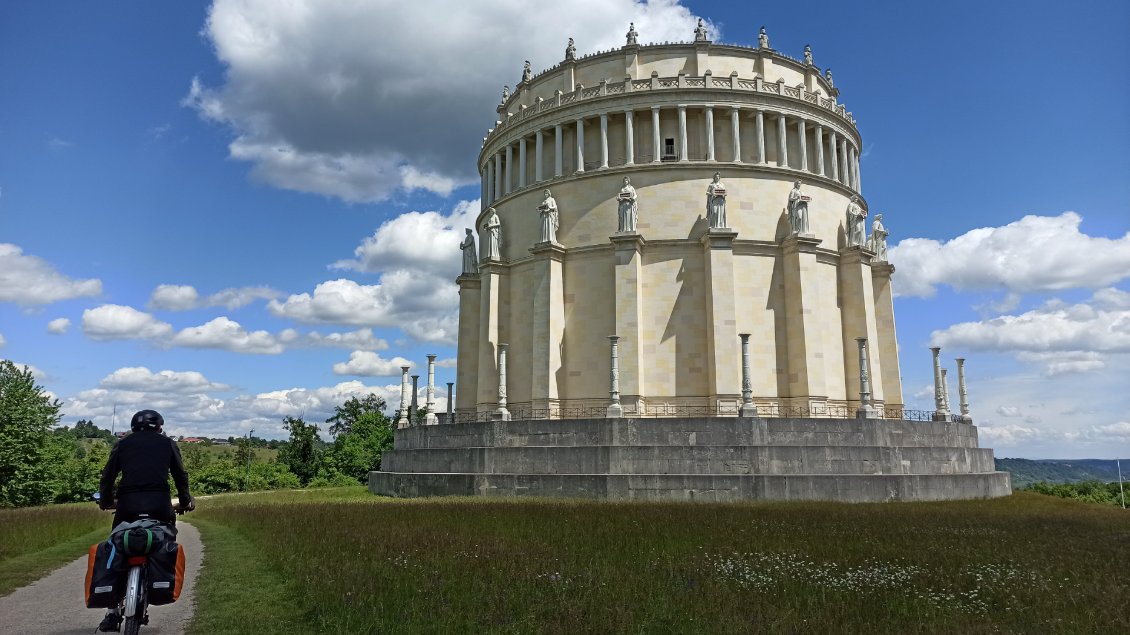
[[369, 417, 1012, 502]]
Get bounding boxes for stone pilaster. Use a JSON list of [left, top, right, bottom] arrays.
[[599, 113, 609, 169], [755, 110, 766, 163], [781, 234, 827, 405], [677, 105, 688, 161], [651, 107, 661, 163], [554, 124, 563, 177], [870, 262, 903, 406], [455, 274, 481, 413], [518, 137, 527, 188], [701, 228, 741, 406], [776, 113, 788, 167], [624, 110, 634, 165], [829, 131, 839, 182], [610, 232, 646, 413], [797, 118, 807, 171], [839, 246, 885, 406], [424, 354, 438, 425], [476, 261, 507, 410], [575, 117, 585, 173], [814, 125, 824, 176], [504, 144, 513, 195], [529, 241, 567, 414], [535, 130, 544, 182]]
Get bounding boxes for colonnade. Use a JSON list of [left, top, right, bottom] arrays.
[[481, 105, 862, 206]]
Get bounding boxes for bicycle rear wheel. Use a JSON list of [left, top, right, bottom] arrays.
[[123, 615, 141, 635]]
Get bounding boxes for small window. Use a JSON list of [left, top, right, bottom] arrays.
[[663, 138, 676, 160]]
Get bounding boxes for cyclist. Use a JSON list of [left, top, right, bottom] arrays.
[[97, 409, 194, 632]]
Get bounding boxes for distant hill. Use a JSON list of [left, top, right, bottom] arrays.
[[995, 458, 1126, 488]]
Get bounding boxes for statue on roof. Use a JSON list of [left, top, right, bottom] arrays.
[[501, 85, 509, 103], [626, 22, 638, 46], [460, 228, 478, 274], [694, 19, 708, 42], [803, 45, 813, 65], [538, 189, 560, 244], [616, 176, 638, 233], [521, 60, 532, 83], [758, 26, 770, 49], [869, 214, 889, 261], [565, 37, 576, 61], [825, 68, 834, 88], [706, 173, 728, 229], [483, 208, 502, 260]]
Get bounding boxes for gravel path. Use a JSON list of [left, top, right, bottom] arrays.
[[0, 523, 204, 635]]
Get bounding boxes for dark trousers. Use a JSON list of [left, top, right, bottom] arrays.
[[111, 491, 176, 530]]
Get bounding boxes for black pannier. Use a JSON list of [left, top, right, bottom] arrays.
[[146, 541, 186, 605], [85, 541, 124, 609]]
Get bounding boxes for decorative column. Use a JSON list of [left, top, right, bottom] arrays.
[[931, 347, 949, 421], [677, 105, 688, 161], [755, 110, 766, 164], [424, 354, 438, 424], [624, 109, 635, 165], [829, 132, 839, 182], [529, 240, 566, 414], [651, 106, 661, 163], [739, 334, 758, 417], [493, 153, 502, 200], [575, 117, 585, 173], [704, 105, 715, 162], [554, 124, 563, 177], [446, 382, 454, 419], [956, 358, 972, 423], [702, 227, 742, 407], [518, 138, 527, 188], [606, 335, 623, 418], [493, 343, 511, 420], [847, 145, 856, 190], [611, 232, 646, 414], [814, 125, 825, 177], [855, 338, 878, 419], [855, 153, 863, 192], [839, 138, 849, 185], [410, 375, 419, 425], [797, 119, 808, 172], [730, 107, 741, 163], [776, 113, 788, 167], [483, 160, 492, 205], [599, 113, 609, 168], [534, 130, 544, 182], [397, 366, 410, 428], [941, 369, 951, 414], [504, 144, 513, 195]]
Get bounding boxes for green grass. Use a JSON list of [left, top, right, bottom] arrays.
[[0, 503, 109, 595], [187, 490, 1130, 634]]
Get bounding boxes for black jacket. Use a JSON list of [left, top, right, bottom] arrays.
[[99, 430, 191, 506]]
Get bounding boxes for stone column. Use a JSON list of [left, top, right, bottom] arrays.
[[730, 107, 741, 163], [739, 333, 758, 417], [483, 161, 492, 205], [397, 365, 410, 428], [797, 119, 808, 172], [480, 167, 486, 206], [534, 130, 544, 182], [847, 145, 856, 190], [476, 262, 506, 411], [606, 335, 623, 418], [575, 117, 585, 173], [677, 105, 688, 161], [855, 153, 863, 191], [624, 109, 635, 165], [931, 347, 949, 421], [871, 263, 903, 409], [651, 106, 661, 163], [599, 113, 609, 168], [518, 138, 527, 189], [446, 382, 454, 419], [704, 105, 715, 162], [504, 144, 513, 195], [410, 375, 419, 425], [856, 338, 878, 419], [455, 274, 481, 413], [702, 228, 741, 407], [956, 358, 972, 423], [941, 369, 952, 414], [829, 132, 839, 182], [424, 354, 438, 424], [839, 138, 849, 185], [554, 124, 563, 177], [781, 235, 828, 406], [611, 232, 646, 414], [493, 344, 511, 420], [529, 241, 566, 414], [776, 113, 788, 167], [755, 110, 766, 164], [493, 153, 502, 200], [839, 247, 885, 408], [814, 125, 824, 176]]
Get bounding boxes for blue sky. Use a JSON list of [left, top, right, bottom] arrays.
[[1, 1, 1127, 458]]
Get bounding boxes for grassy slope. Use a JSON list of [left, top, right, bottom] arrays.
[[189, 490, 1130, 635], [0, 503, 108, 595]]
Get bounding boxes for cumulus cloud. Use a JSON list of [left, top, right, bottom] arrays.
[[889, 213, 1130, 298], [47, 318, 70, 334], [0, 243, 102, 306], [170, 317, 284, 354], [83, 305, 174, 341], [332, 351, 414, 376], [149, 284, 280, 311], [278, 327, 389, 351], [100, 367, 231, 393], [186, 0, 713, 202], [977, 424, 1055, 447], [333, 199, 478, 277]]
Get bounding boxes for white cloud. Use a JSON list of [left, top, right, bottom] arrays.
[[333, 199, 478, 277], [996, 406, 1022, 418], [436, 357, 457, 369], [187, 0, 713, 202], [889, 213, 1130, 298], [977, 424, 1054, 447], [0, 333, 5, 347], [82, 305, 174, 341], [149, 283, 280, 311], [1082, 421, 1130, 443], [47, 318, 71, 334], [1015, 351, 1106, 377], [0, 243, 102, 306], [278, 327, 389, 351], [332, 351, 414, 377], [170, 317, 284, 354], [100, 367, 231, 393]]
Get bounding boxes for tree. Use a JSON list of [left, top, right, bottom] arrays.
[[326, 394, 387, 437], [322, 394, 395, 483], [0, 360, 64, 506], [278, 416, 321, 485]]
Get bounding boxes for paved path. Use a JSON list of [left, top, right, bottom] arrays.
[[0, 523, 203, 635]]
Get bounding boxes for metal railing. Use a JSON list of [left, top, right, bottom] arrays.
[[437, 404, 966, 425]]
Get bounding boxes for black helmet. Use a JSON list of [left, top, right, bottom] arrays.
[[130, 409, 164, 431]]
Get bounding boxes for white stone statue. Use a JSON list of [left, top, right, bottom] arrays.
[[501, 85, 509, 103], [825, 68, 834, 88], [460, 228, 478, 274], [538, 189, 559, 243], [845, 195, 867, 247], [869, 214, 889, 261], [787, 180, 810, 235], [565, 37, 576, 60], [803, 44, 813, 65], [758, 26, 770, 49], [706, 172, 728, 229], [483, 207, 501, 260], [694, 18, 708, 42], [521, 60, 532, 83], [625, 22, 638, 46], [616, 176, 638, 233]]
